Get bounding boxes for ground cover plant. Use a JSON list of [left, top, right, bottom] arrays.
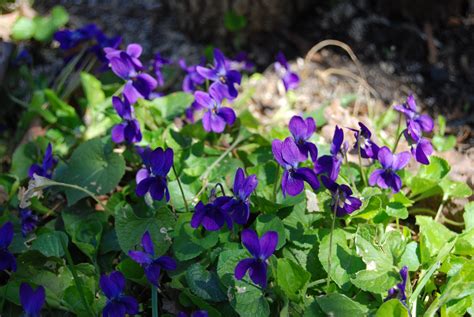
[[0, 13, 473, 317]]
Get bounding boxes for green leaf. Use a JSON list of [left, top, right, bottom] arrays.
[[375, 299, 409, 317], [440, 179, 472, 199], [386, 202, 408, 219], [147, 92, 194, 121], [217, 250, 270, 317], [417, 156, 451, 181], [117, 258, 146, 285], [399, 241, 421, 271], [255, 214, 286, 250], [224, 10, 247, 32], [464, 202, 474, 230], [276, 259, 311, 302], [355, 226, 393, 271], [185, 263, 227, 302], [316, 293, 368, 317], [351, 270, 399, 294], [12, 17, 35, 40], [454, 229, 474, 256], [10, 142, 36, 179], [432, 135, 456, 152], [172, 214, 219, 261], [51, 5, 69, 27], [115, 203, 175, 256], [416, 216, 456, 264], [318, 229, 364, 288], [62, 207, 106, 260], [54, 138, 125, 205], [44, 89, 83, 129], [31, 231, 69, 258], [81, 72, 106, 107]]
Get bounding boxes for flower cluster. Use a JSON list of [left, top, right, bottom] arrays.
[[54, 23, 121, 67], [394, 95, 434, 165], [191, 168, 258, 231]]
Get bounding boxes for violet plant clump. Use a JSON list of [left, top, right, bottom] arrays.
[[2, 18, 471, 317]]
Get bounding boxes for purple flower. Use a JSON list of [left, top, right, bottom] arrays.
[[272, 137, 320, 197], [91, 32, 122, 66], [185, 101, 204, 123], [315, 126, 345, 181], [28, 143, 56, 179], [111, 96, 142, 144], [0, 222, 16, 272], [179, 58, 206, 93], [20, 283, 45, 317], [234, 229, 278, 288], [289, 115, 318, 160], [196, 49, 242, 100], [104, 44, 157, 104], [226, 52, 254, 73], [351, 122, 380, 159], [321, 176, 362, 217], [54, 24, 99, 50], [128, 231, 177, 287], [136, 147, 173, 201], [152, 53, 170, 87], [404, 130, 433, 165], [394, 95, 434, 140], [19, 208, 39, 237], [369, 147, 410, 193], [194, 83, 236, 133], [222, 168, 258, 225], [274, 52, 300, 91], [191, 196, 233, 231], [178, 311, 208, 317], [100, 271, 139, 317], [385, 266, 408, 304]]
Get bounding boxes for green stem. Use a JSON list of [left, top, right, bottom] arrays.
[[172, 165, 189, 213], [326, 194, 339, 289], [0, 283, 8, 313], [392, 113, 404, 153], [356, 134, 367, 186], [152, 285, 159, 317], [61, 237, 94, 316], [434, 197, 447, 222], [308, 278, 326, 288]]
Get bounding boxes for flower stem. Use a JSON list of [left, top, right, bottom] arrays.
[[172, 165, 189, 213], [152, 285, 159, 317], [434, 196, 448, 222], [326, 194, 339, 289], [60, 236, 94, 316], [392, 113, 404, 153], [356, 134, 367, 186]]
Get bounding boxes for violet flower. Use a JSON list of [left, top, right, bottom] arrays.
[[20, 283, 45, 317], [136, 147, 173, 201], [226, 52, 254, 73], [185, 101, 204, 123], [234, 229, 278, 288], [404, 131, 433, 165], [289, 115, 318, 160], [274, 52, 300, 91], [222, 168, 258, 225], [369, 146, 411, 193], [111, 96, 142, 144], [194, 83, 236, 133], [54, 24, 99, 50], [19, 208, 39, 237], [0, 222, 16, 272], [272, 137, 319, 197], [351, 122, 380, 160], [191, 195, 233, 231], [104, 44, 157, 104], [321, 176, 362, 217], [315, 126, 345, 182], [394, 95, 434, 140], [28, 143, 56, 179], [152, 53, 170, 87], [178, 311, 208, 317], [100, 271, 139, 317], [179, 58, 206, 93], [196, 48, 242, 99], [385, 266, 409, 304], [128, 231, 177, 287]]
